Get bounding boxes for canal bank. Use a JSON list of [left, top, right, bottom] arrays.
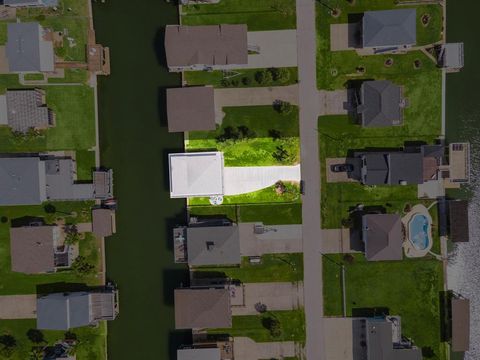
[[92, 1, 189, 359], [446, 1, 480, 359]]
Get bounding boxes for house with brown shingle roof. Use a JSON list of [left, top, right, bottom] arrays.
[[362, 214, 403, 261], [174, 288, 232, 329], [92, 208, 116, 238]]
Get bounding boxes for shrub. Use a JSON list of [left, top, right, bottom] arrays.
[[26, 329, 45, 344], [268, 129, 282, 140], [71, 256, 95, 277], [261, 317, 282, 338], [269, 67, 290, 83], [44, 203, 56, 214], [255, 69, 273, 85], [241, 76, 252, 86], [273, 100, 293, 115], [237, 125, 256, 139], [0, 216, 7, 224]]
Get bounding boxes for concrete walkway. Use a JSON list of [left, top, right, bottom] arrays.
[[223, 164, 301, 196], [232, 282, 304, 316], [296, 0, 326, 359], [239, 223, 302, 256], [234, 337, 296, 360], [0, 295, 37, 319]]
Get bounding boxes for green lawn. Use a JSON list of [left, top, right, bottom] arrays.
[[23, 73, 45, 81], [209, 310, 305, 343], [316, 1, 443, 90], [187, 106, 300, 166], [188, 202, 302, 225], [184, 67, 298, 88], [323, 254, 446, 360], [0, 319, 106, 360], [75, 150, 96, 181], [181, 0, 296, 31], [48, 69, 89, 84], [0, 201, 102, 295], [192, 253, 303, 283]]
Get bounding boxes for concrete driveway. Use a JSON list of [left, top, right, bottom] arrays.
[[224, 165, 301, 196], [323, 318, 354, 360], [232, 282, 304, 316], [234, 337, 296, 360], [325, 158, 357, 183], [321, 228, 359, 254], [244, 30, 297, 68], [239, 223, 302, 256], [0, 295, 37, 319], [319, 90, 349, 115]]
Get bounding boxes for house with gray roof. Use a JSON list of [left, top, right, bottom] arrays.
[[184, 225, 240, 266], [36, 289, 118, 330], [6, 22, 54, 73], [357, 80, 404, 127], [2, 0, 58, 7], [174, 288, 232, 329], [167, 86, 216, 133], [165, 24, 248, 72], [0, 154, 113, 206], [362, 214, 403, 261], [362, 9, 417, 50], [0, 89, 55, 133]]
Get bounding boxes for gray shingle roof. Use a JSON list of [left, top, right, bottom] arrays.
[[44, 159, 94, 201], [6, 22, 54, 72], [37, 292, 91, 330], [363, 9, 417, 48], [6, 89, 53, 133], [361, 153, 389, 185], [0, 156, 45, 205], [360, 81, 402, 127], [449, 200, 469, 243], [4, 0, 59, 6], [187, 226, 240, 266], [388, 153, 423, 185], [363, 214, 403, 261]]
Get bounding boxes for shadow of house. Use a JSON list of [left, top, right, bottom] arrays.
[[347, 13, 364, 48], [35, 282, 90, 297], [10, 216, 45, 227], [351, 307, 390, 318], [169, 330, 193, 360], [162, 268, 190, 306], [153, 27, 168, 67]]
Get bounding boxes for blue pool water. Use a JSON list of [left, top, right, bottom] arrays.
[[409, 214, 430, 250]]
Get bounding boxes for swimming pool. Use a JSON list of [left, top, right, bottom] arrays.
[[409, 214, 431, 250]]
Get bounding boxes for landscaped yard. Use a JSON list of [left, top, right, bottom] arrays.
[[323, 254, 446, 360], [0, 319, 106, 360], [192, 253, 303, 283], [187, 105, 300, 166], [209, 309, 305, 343], [184, 67, 298, 88], [181, 0, 297, 31], [0, 201, 102, 296], [188, 202, 302, 225], [75, 150, 96, 181], [316, 1, 443, 90]]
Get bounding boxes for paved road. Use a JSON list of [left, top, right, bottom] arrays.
[[296, 0, 326, 359]]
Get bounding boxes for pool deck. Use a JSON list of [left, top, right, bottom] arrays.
[[402, 204, 433, 258]]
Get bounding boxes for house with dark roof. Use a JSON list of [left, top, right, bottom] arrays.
[[36, 289, 118, 330], [165, 24, 248, 72], [356, 80, 404, 127], [6, 22, 54, 73], [362, 214, 403, 261], [92, 208, 116, 238], [362, 9, 417, 50], [448, 200, 469, 243], [174, 288, 232, 329], [166, 86, 216, 133], [0, 89, 55, 133], [451, 298, 470, 352]]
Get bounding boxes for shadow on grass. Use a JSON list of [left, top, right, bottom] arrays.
[[351, 307, 389, 318], [36, 282, 91, 296]]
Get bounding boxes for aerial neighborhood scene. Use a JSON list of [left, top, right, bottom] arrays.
[[0, 0, 476, 360]]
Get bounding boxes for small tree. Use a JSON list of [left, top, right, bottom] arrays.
[[275, 181, 286, 195], [26, 329, 45, 344], [274, 100, 293, 115], [64, 224, 80, 245], [268, 129, 282, 140], [255, 69, 273, 85], [272, 145, 289, 163], [262, 317, 282, 338], [64, 331, 77, 342], [216, 126, 240, 142], [71, 256, 95, 277], [237, 125, 256, 139], [43, 203, 56, 214], [269, 67, 290, 83], [241, 76, 251, 86], [0, 334, 16, 358]]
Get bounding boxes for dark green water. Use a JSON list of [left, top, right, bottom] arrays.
[[92, 1, 190, 359]]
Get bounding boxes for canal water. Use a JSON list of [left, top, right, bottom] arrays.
[[446, 1, 480, 359], [92, 1, 189, 359]]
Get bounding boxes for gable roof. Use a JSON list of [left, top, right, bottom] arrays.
[[6, 89, 52, 133], [388, 153, 423, 185], [6, 22, 54, 72], [10, 225, 56, 273], [0, 156, 45, 205], [363, 9, 417, 48], [187, 226, 240, 266], [363, 214, 403, 261], [360, 81, 402, 127], [37, 292, 91, 330], [92, 208, 114, 238], [174, 288, 231, 329], [165, 24, 248, 68], [167, 87, 216, 133], [361, 153, 389, 185], [451, 298, 470, 352]]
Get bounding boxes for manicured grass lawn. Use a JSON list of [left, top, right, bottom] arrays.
[[316, 1, 443, 90], [184, 67, 298, 88], [75, 150, 96, 181], [0, 201, 101, 295], [193, 253, 303, 283], [189, 183, 300, 206], [48, 69, 89, 84], [0, 319, 106, 360], [188, 202, 302, 225], [209, 310, 305, 343], [323, 254, 446, 360], [23, 73, 45, 81], [187, 106, 300, 166], [181, 0, 296, 31]]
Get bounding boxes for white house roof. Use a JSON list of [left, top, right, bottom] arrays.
[[169, 152, 224, 198]]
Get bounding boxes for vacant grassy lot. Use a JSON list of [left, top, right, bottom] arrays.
[[0, 201, 101, 295], [323, 254, 446, 360], [209, 310, 305, 343], [316, 1, 443, 90], [181, 0, 296, 31], [188, 106, 300, 166], [188, 202, 302, 225], [0, 319, 106, 360], [192, 253, 303, 283], [184, 67, 298, 88]]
